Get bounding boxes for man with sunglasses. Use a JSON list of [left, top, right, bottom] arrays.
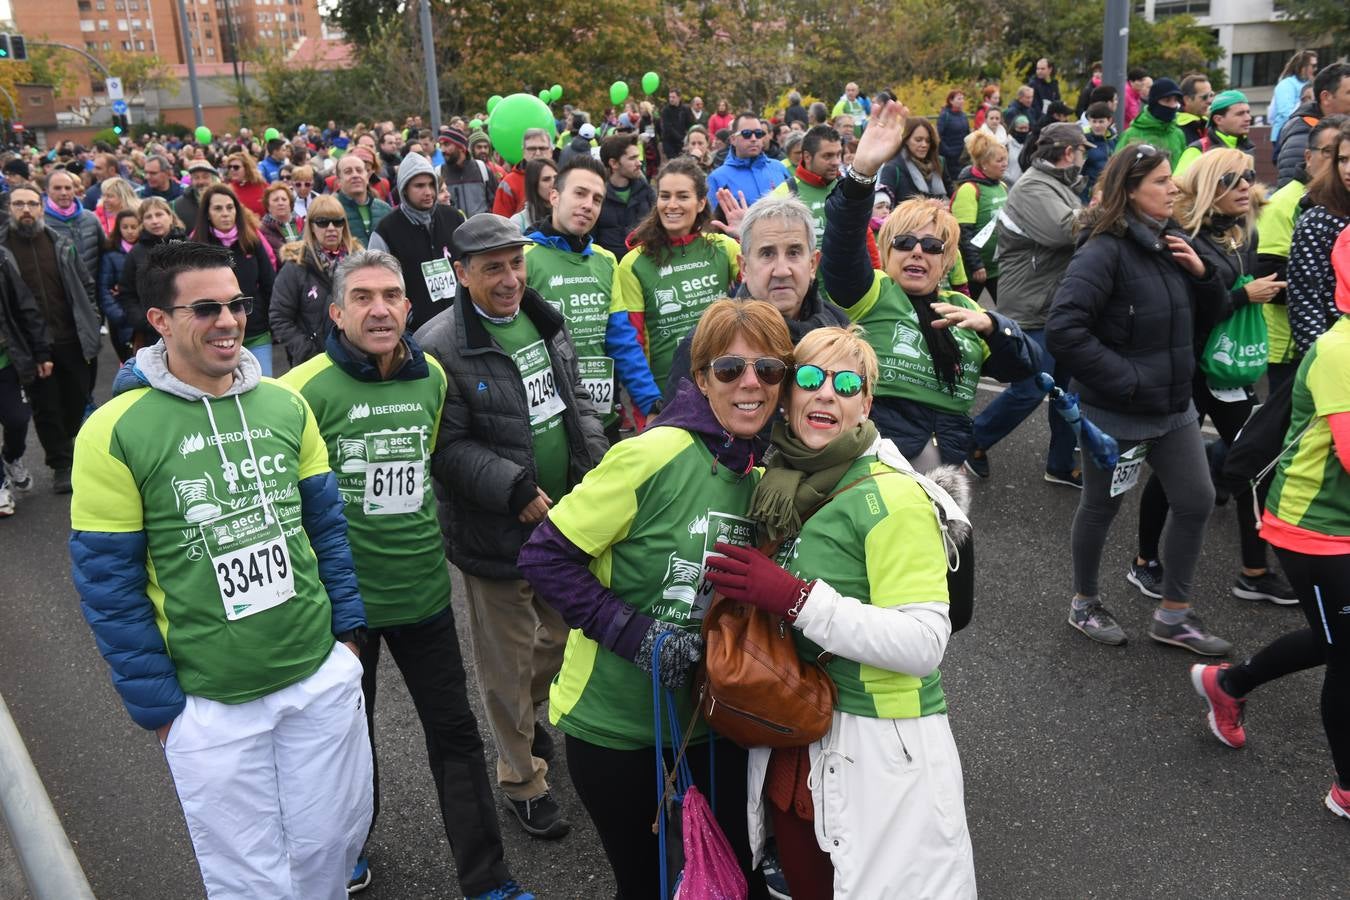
[[1257, 115, 1348, 393], [70, 241, 374, 898], [1175, 90, 1254, 176], [492, 128, 555, 218], [707, 113, 787, 211], [1176, 74, 1213, 147]]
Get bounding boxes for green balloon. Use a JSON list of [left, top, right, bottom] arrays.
[[488, 93, 557, 165], [550, 84, 563, 102], [469, 119, 483, 131], [642, 71, 660, 95], [194, 125, 212, 145], [539, 90, 551, 103], [610, 81, 629, 106], [264, 127, 281, 141], [487, 95, 503, 114]]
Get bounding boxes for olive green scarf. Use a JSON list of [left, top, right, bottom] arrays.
[[748, 419, 878, 543]]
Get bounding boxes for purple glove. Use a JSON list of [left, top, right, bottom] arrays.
[[703, 542, 812, 619]]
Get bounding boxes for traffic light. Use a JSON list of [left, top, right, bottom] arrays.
[[112, 113, 129, 135], [0, 34, 28, 61], [0, 34, 11, 60]]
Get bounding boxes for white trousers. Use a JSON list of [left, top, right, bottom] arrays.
[[164, 643, 374, 900]]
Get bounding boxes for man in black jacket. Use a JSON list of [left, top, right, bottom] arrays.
[[415, 214, 605, 843], [0, 244, 51, 509], [593, 135, 655, 259], [368, 153, 465, 331], [658, 90, 696, 161]]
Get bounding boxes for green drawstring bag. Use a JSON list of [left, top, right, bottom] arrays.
[[1199, 275, 1269, 389]]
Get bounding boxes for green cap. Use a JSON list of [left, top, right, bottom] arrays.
[[1208, 90, 1248, 114]]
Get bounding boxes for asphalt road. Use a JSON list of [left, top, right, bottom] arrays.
[[0, 346, 1345, 899]]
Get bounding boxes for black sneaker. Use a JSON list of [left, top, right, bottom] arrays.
[[508, 791, 569, 839], [1068, 598, 1127, 645], [1044, 467, 1083, 488], [1232, 570, 1299, 606], [52, 468, 72, 494], [1126, 560, 1165, 599], [761, 848, 792, 899], [964, 450, 990, 479], [531, 720, 554, 763], [1148, 609, 1232, 657]]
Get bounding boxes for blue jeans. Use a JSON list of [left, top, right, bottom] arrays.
[[247, 341, 273, 377], [971, 328, 1077, 473]]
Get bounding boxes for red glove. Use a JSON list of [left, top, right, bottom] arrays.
[[703, 542, 812, 619]]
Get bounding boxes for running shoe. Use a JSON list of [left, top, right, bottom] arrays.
[[52, 468, 72, 495], [1189, 664, 1246, 749], [5, 459, 32, 491], [1327, 783, 1350, 821], [0, 479, 13, 518], [1232, 570, 1299, 606], [964, 450, 990, 479], [1044, 467, 1083, 488], [347, 855, 372, 894], [508, 791, 569, 839], [761, 848, 792, 900], [467, 880, 536, 899], [1127, 560, 1165, 599], [1068, 598, 1127, 645], [1148, 609, 1232, 656]]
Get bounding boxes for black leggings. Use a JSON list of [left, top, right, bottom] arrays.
[[565, 734, 769, 900], [0, 364, 31, 464], [1224, 548, 1350, 787], [1138, 381, 1267, 569]]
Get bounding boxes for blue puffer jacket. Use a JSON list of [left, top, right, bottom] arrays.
[[707, 151, 788, 210], [70, 348, 365, 731]]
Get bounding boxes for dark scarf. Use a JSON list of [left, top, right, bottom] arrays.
[[908, 288, 962, 392], [748, 419, 878, 543]]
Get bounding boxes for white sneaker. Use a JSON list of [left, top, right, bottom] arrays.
[[5, 459, 32, 491], [0, 480, 14, 517]]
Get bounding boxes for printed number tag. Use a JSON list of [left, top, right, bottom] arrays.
[[579, 357, 615, 415], [1109, 441, 1152, 498], [421, 258, 457, 304], [694, 511, 758, 619], [971, 216, 998, 249], [362, 428, 426, 515], [1208, 383, 1249, 404], [512, 339, 567, 426], [201, 503, 296, 620]]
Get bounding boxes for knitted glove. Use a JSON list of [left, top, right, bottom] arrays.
[[635, 621, 703, 690], [704, 541, 811, 619]]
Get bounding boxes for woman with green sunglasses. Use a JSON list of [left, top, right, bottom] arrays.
[[704, 324, 976, 899]]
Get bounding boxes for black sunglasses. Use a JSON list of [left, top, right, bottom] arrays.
[[795, 364, 865, 397], [310, 217, 346, 229], [167, 295, 253, 320], [1218, 169, 1256, 190], [738, 129, 767, 140], [706, 355, 788, 385], [891, 233, 946, 255]]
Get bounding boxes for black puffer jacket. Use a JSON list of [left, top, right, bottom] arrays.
[[1046, 215, 1227, 415], [118, 228, 187, 344], [269, 247, 336, 365], [0, 247, 51, 382], [415, 287, 608, 579]]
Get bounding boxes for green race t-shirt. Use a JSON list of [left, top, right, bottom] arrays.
[[951, 180, 1008, 277], [547, 426, 760, 750], [778, 455, 949, 718], [482, 313, 571, 505], [1266, 316, 1350, 536], [0, 347, 10, 370], [525, 241, 619, 424], [281, 348, 451, 628], [613, 234, 739, 391], [842, 273, 990, 414], [70, 379, 337, 704]]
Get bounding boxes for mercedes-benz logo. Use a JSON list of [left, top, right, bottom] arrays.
[[186, 545, 204, 561]]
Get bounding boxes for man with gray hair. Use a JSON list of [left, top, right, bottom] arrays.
[[662, 195, 848, 400], [784, 90, 809, 129], [281, 249, 533, 899], [42, 168, 104, 280], [138, 153, 183, 202], [492, 127, 555, 217]]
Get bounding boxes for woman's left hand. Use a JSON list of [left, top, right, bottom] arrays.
[[1165, 234, 1206, 277], [704, 542, 810, 619], [931, 302, 995, 336]]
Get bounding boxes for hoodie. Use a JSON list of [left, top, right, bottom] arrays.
[[706, 150, 788, 210], [69, 341, 365, 731]]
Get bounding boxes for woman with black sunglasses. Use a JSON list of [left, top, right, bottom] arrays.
[[270, 195, 363, 366], [702, 324, 976, 899], [1128, 149, 1296, 608], [1046, 143, 1233, 655], [821, 100, 1039, 471], [518, 299, 789, 900]]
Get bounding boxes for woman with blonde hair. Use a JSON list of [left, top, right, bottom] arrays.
[[952, 129, 1009, 302], [224, 150, 268, 217], [823, 101, 1038, 470], [1127, 148, 1296, 606], [269, 194, 361, 365], [260, 181, 302, 258], [94, 177, 141, 235]]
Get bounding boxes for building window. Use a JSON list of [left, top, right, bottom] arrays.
[[117, 18, 128, 29], [96, 0, 105, 8], [121, 40, 131, 49], [81, 19, 97, 31], [103, 40, 112, 49], [1153, 0, 1210, 16], [136, 39, 145, 49], [205, 29, 213, 37], [78, 0, 92, 9], [206, 46, 215, 56], [1231, 49, 1291, 88], [86, 41, 98, 50], [98, 19, 110, 29]]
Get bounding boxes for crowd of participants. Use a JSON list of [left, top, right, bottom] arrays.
[[0, 49, 1346, 900]]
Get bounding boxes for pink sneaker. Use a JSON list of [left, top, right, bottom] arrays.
[[1190, 664, 1246, 749], [1328, 783, 1350, 821]]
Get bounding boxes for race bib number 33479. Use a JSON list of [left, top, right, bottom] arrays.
[[201, 503, 296, 620]]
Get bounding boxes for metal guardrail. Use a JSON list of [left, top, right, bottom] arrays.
[[0, 693, 96, 900]]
